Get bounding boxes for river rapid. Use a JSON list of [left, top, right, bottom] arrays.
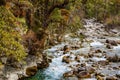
[[26, 19, 120, 80]]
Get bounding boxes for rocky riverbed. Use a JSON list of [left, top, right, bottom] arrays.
[[25, 19, 120, 80], [5, 19, 120, 80]]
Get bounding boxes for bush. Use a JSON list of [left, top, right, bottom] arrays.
[[0, 6, 26, 62]]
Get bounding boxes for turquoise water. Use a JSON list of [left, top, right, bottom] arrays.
[[24, 70, 46, 80]]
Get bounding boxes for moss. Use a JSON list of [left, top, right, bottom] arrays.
[[0, 6, 27, 62]]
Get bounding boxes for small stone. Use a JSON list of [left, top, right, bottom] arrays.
[[106, 54, 120, 62], [106, 44, 112, 49], [77, 67, 86, 72], [80, 63, 86, 67], [75, 55, 80, 62], [62, 56, 71, 63], [95, 72, 105, 77], [117, 40, 120, 44], [75, 64, 81, 68], [63, 45, 70, 54], [106, 76, 118, 80], [63, 71, 74, 77], [88, 53, 94, 58], [96, 75, 104, 80], [95, 49, 102, 53], [106, 40, 118, 46], [97, 60, 109, 66]]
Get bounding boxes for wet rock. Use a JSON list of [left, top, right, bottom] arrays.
[[63, 45, 70, 54], [47, 56, 53, 63], [75, 64, 81, 68], [86, 66, 95, 74], [88, 53, 94, 58], [111, 29, 118, 34], [75, 67, 86, 73], [94, 53, 103, 57], [97, 60, 109, 66], [95, 72, 105, 77], [26, 66, 38, 77], [106, 54, 120, 62], [37, 54, 49, 69], [95, 49, 102, 53], [106, 44, 112, 49], [106, 76, 118, 80], [37, 61, 49, 69], [63, 71, 74, 77], [96, 75, 104, 80], [76, 71, 91, 78], [80, 63, 86, 67], [116, 73, 120, 78], [75, 55, 80, 62], [62, 56, 71, 63], [116, 40, 120, 44], [106, 40, 118, 46]]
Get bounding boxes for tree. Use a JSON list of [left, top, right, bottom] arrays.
[[25, 0, 75, 52]]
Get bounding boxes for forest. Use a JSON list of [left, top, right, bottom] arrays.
[[0, 0, 120, 80]]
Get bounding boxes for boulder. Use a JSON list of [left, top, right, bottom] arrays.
[[26, 66, 38, 77], [63, 71, 74, 77], [76, 71, 91, 78]]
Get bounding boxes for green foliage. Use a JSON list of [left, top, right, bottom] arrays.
[[50, 8, 62, 22], [0, 6, 26, 62], [80, 0, 120, 26]]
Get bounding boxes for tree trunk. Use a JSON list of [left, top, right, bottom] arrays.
[[0, 0, 5, 6]]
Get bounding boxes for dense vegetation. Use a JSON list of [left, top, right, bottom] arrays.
[[0, 0, 120, 67]]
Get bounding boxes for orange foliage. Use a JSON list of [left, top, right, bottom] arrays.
[[61, 9, 70, 22]]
